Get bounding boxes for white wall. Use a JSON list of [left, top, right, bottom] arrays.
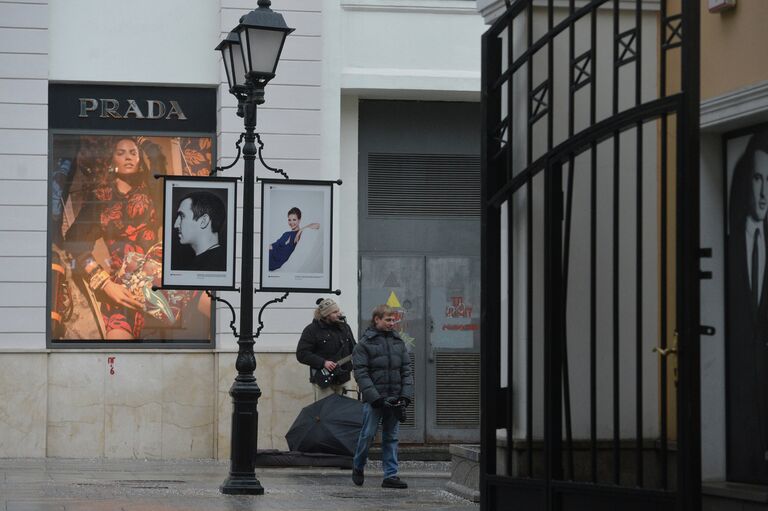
[[699, 131, 726, 481], [339, 0, 484, 99], [0, 0, 49, 350], [49, 0, 219, 85]]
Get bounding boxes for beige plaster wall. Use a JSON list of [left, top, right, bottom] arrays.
[[701, 0, 768, 100], [216, 352, 314, 460], [0, 351, 313, 460], [0, 353, 47, 457]]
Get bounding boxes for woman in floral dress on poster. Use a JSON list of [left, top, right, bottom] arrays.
[[64, 137, 198, 340]]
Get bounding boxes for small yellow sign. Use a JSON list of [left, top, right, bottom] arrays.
[[386, 291, 401, 308]]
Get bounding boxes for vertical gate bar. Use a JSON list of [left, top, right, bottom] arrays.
[[508, 13, 515, 184], [612, 0, 621, 487], [677, 0, 702, 507], [634, 141, 645, 482], [505, 14, 515, 478], [635, 0, 643, 108], [544, 159, 564, 511], [545, 7, 558, 499], [509, 14, 515, 178], [526, 1, 534, 479], [547, 0, 554, 153], [634, 0, 644, 489], [506, 194, 515, 477], [568, 0, 575, 139], [589, 5, 598, 486], [660, 119, 669, 489], [480, 29, 503, 509], [635, 128, 645, 487], [526, 180, 534, 477], [659, 0, 669, 491], [562, 157, 576, 481], [539, 0, 572, 485], [561, 0, 577, 481], [526, 0, 533, 165], [612, 137, 621, 486], [634, 136, 645, 482]]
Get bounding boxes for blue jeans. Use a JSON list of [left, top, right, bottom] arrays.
[[353, 402, 400, 478]]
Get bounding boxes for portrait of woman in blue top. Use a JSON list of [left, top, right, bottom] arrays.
[[269, 207, 320, 271]]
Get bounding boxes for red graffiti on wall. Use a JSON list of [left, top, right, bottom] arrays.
[[107, 356, 116, 375], [442, 324, 480, 331], [446, 296, 472, 318], [442, 296, 478, 331]]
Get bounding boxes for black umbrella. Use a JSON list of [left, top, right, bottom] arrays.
[[285, 394, 364, 456]]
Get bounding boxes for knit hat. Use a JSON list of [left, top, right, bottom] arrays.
[[316, 297, 340, 318]]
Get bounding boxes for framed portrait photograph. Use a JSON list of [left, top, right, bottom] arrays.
[[48, 133, 216, 345], [724, 123, 768, 482], [259, 179, 333, 292], [161, 176, 237, 290]]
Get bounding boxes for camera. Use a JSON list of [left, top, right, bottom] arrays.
[[384, 397, 407, 424]]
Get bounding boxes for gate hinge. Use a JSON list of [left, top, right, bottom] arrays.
[[700, 325, 716, 336], [699, 248, 713, 280]]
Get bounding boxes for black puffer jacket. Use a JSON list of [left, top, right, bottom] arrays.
[[296, 319, 356, 383], [353, 327, 414, 404]]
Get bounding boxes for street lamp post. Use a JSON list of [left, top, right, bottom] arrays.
[[216, 0, 294, 495]]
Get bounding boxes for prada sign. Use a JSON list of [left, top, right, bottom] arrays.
[[50, 84, 215, 132], [78, 98, 188, 120]]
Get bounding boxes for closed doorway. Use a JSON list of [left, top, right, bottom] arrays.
[[358, 100, 480, 444], [360, 255, 480, 443]]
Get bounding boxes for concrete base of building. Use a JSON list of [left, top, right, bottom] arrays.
[[369, 444, 452, 461], [704, 481, 768, 510], [446, 444, 480, 503]]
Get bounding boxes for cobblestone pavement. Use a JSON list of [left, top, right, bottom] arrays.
[[0, 458, 478, 511]]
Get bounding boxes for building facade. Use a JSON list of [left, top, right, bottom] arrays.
[[0, 0, 485, 459]]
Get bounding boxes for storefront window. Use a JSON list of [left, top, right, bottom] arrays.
[[47, 85, 217, 347]]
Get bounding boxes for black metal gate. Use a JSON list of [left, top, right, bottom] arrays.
[[480, 1, 701, 510]]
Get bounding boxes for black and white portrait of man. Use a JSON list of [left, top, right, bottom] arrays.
[[161, 177, 236, 290], [173, 190, 227, 272], [726, 126, 768, 484]]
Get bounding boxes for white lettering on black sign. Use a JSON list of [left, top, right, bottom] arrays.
[[78, 98, 188, 120]]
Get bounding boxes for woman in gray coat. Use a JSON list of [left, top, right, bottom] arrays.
[[351, 304, 413, 489]]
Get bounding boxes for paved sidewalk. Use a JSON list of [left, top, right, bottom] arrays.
[[0, 458, 478, 511]]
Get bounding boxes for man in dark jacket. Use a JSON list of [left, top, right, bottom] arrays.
[[296, 298, 356, 401], [351, 304, 413, 489]]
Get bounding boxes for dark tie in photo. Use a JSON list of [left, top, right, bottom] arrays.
[[754, 228, 761, 308]]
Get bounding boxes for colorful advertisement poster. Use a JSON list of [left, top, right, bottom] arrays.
[[49, 134, 215, 344]]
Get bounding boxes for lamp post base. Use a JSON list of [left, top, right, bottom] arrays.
[[221, 371, 262, 495], [220, 475, 265, 495]]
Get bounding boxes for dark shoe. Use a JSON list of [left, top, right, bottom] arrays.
[[352, 467, 364, 486], [381, 476, 408, 489]]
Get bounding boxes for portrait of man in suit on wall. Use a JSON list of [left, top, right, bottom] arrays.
[[161, 178, 236, 290], [172, 190, 227, 272], [727, 127, 768, 484]]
